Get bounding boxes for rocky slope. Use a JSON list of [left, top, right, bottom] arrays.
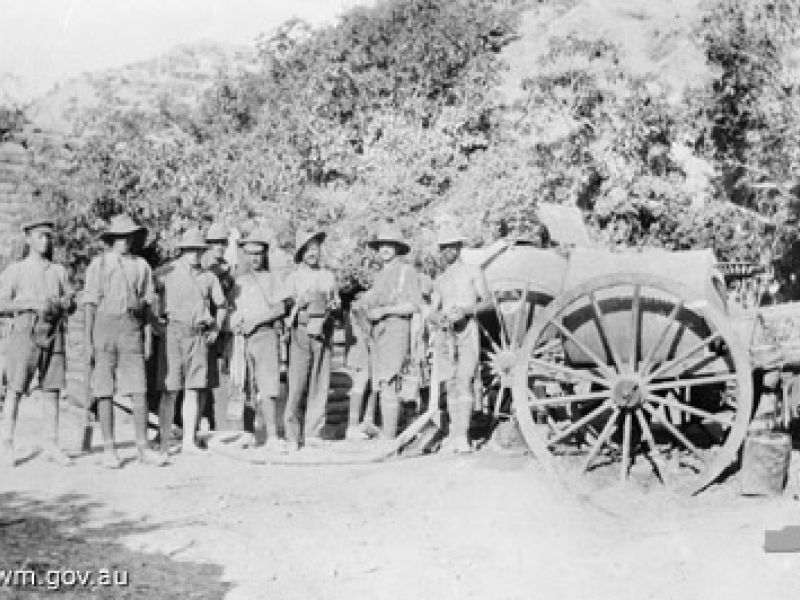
[[26, 41, 257, 133]]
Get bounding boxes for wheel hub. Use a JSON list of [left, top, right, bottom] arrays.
[[491, 349, 518, 386], [612, 379, 644, 408]]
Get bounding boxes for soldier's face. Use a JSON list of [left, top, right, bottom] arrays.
[[209, 241, 226, 260], [111, 236, 131, 254], [440, 243, 461, 265], [182, 248, 202, 267], [27, 228, 52, 256], [303, 241, 320, 267], [378, 243, 396, 263], [244, 245, 266, 270]]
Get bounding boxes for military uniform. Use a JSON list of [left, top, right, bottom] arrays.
[[231, 270, 283, 401], [364, 260, 422, 387], [0, 255, 72, 394], [282, 249, 337, 447], [156, 261, 226, 392], [1, 216, 75, 467], [84, 250, 155, 397], [432, 225, 490, 452]]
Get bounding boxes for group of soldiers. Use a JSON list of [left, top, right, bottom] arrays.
[[0, 213, 490, 468]]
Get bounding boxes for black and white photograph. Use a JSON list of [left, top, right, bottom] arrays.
[[1, 0, 799, 598]]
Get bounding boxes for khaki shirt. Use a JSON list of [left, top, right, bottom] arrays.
[[363, 260, 422, 309], [0, 256, 71, 311], [435, 261, 486, 311], [230, 271, 282, 329], [280, 264, 336, 303], [157, 260, 226, 325], [84, 251, 154, 314]]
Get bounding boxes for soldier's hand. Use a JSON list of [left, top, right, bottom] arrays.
[[443, 307, 462, 323], [206, 327, 220, 345], [366, 307, 384, 322], [143, 336, 153, 361]]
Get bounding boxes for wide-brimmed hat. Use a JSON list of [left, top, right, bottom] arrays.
[[100, 214, 145, 240], [437, 223, 467, 247], [176, 227, 208, 251], [294, 229, 326, 262], [367, 225, 410, 255], [205, 222, 229, 243], [22, 215, 55, 233], [238, 227, 272, 251]]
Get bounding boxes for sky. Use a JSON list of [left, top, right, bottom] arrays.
[[0, 0, 373, 102]]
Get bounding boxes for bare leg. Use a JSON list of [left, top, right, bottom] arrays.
[[261, 396, 286, 452], [41, 390, 73, 466], [96, 397, 121, 467], [1, 390, 21, 466], [159, 391, 177, 455], [346, 369, 371, 440], [442, 379, 473, 453], [181, 389, 203, 453], [379, 382, 400, 440]]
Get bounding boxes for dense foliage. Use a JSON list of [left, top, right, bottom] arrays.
[[7, 0, 800, 292]]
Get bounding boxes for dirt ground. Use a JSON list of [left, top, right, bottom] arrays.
[[1, 394, 799, 600]]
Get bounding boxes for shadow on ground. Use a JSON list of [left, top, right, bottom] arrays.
[[0, 492, 231, 599]]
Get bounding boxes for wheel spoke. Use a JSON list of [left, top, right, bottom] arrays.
[[531, 338, 563, 358], [476, 319, 502, 354], [634, 408, 668, 484], [648, 373, 736, 392], [547, 402, 613, 447], [620, 411, 632, 482], [527, 356, 611, 389], [546, 316, 617, 380], [581, 408, 619, 473], [589, 291, 624, 374], [643, 402, 705, 465], [491, 291, 512, 347], [527, 389, 611, 408], [647, 393, 733, 427], [511, 283, 532, 347], [638, 300, 683, 377], [630, 284, 641, 373], [646, 332, 722, 381], [493, 386, 508, 419]]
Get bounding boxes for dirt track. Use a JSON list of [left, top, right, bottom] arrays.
[[1, 395, 799, 600]]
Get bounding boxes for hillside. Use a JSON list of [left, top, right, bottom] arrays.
[[26, 41, 257, 133], [500, 0, 712, 107]]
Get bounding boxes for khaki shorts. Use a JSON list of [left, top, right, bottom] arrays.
[[92, 314, 146, 397], [435, 319, 479, 397], [159, 322, 209, 391], [245, 327, 281, 398], [5, 314, 65, 393]]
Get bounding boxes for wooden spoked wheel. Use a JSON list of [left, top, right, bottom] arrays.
[[476, 280, 554, 421], [512, 273, 753, 494]]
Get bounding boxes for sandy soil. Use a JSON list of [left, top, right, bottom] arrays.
[[1, 394, 799, 600]]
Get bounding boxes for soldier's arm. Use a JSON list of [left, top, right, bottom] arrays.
[[141, 263, 157, 359], [55, 266, 77, 314], [83, 259, 100, 363], [471, 265, 493, 316], [0, 264, 20, 313], [209, 274, 228, 332]]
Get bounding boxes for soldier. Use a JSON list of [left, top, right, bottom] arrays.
[[360, 225, 422, 440], [431, 224, 491, 453], [0, 215, 75, 467], [203, 222, 234, 430], [83, 214, 158, 468], [229, 228, 287, 453], [156, 228, 227, 457], [282, 229, 339, 450]]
